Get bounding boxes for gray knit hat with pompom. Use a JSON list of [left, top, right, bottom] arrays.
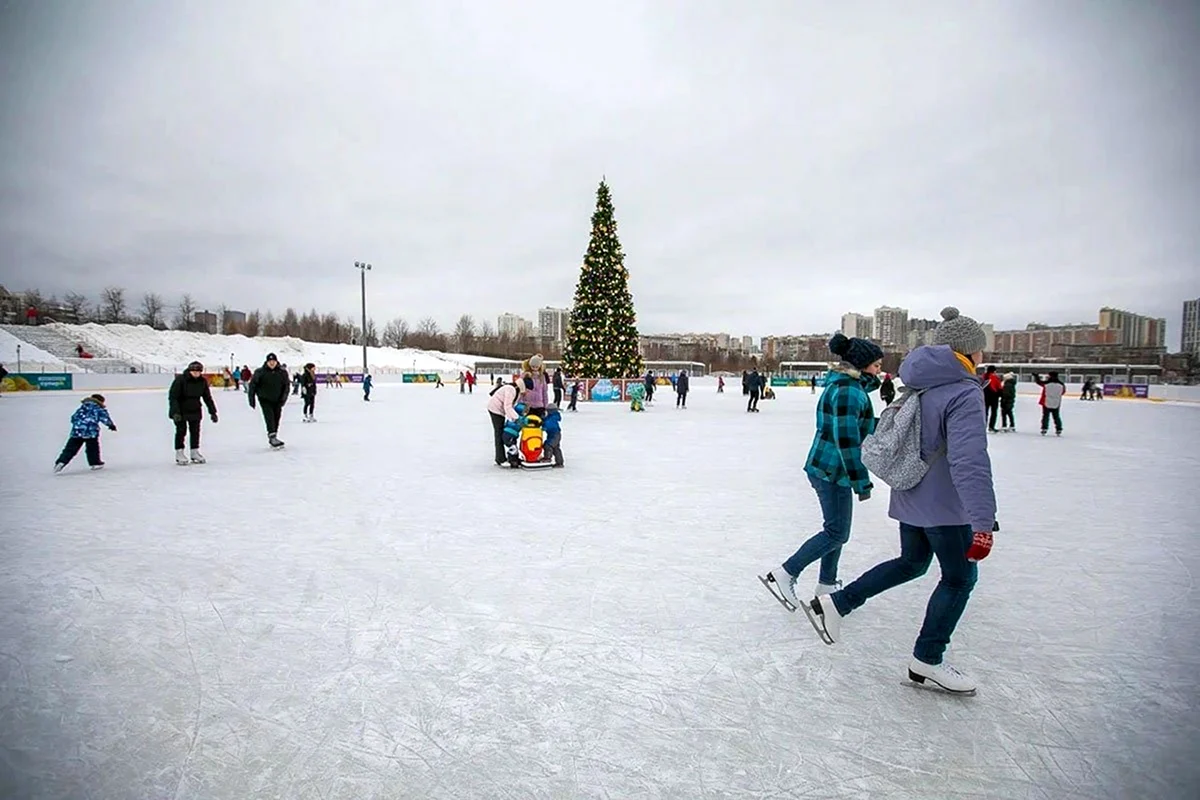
[[932, 307, 987, 356]]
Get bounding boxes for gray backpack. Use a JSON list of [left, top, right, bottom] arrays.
[[861, 387, 944, 490]]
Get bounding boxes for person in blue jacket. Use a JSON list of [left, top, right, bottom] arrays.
[[541, 403, 564, 467], [363, 372, 373, 401], [501, 402, 529, 468], [54, 394, 117, 472]]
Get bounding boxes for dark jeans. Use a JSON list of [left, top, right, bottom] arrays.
[[1040, 407, 1063, 433], [303, 394, 315, 416], [985, 397, 999, 431], [677, 391, 688, 408], [1000, 403, 1015, 428], [258, 401, 283, 435], [490, 412, 507, 465], [783, 474, 854, 585], [57, 437, 101, 466], [748, 389, 760, 411], [174, 418, 201, 450], [831, 523, 977, 665], [553, 387, 563, 406]]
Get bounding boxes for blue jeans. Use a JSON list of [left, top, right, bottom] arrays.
[[782, 474, 853, 585], [831, 523, 978, 665]]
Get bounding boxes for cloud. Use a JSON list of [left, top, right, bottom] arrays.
[[1, 0, 1197, 346]]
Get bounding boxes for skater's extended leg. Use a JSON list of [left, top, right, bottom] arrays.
[[1051, 408, 1063, 434], [911, 524, 977, 665], [173, 420, 188, 451], [1040, 407, 1051, 433], [782, 475, 853, 578], [57, 437, 85, 465], [831, 523, 933, 617], [84, 438, 101, 466]]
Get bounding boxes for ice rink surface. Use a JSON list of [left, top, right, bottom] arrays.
[[1, 381, 1198, 799]]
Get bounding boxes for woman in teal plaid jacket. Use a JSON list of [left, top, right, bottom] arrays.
[[760, 333, 882, 609]]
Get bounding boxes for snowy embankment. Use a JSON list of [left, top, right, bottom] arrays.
[[55, 323, 502, 374], [0, 328, 71, 371]]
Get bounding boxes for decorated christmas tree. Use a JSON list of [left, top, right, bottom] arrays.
[[562, 181, 644, 378]]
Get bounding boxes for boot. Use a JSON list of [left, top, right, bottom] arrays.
[[53, 463, 65, 474], [176, 450, 189, 465], [269, 433, 285, 448], [189, 449, 206, 464], [907, 658, 976, 695], [760, 566, 799, 610], [815, 579, 842, 597], [802, 594, 843, 645]]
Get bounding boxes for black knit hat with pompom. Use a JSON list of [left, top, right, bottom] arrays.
[[828, 332, 884, 370]]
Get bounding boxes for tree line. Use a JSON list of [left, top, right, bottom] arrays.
[[2, 286, 565, 360]]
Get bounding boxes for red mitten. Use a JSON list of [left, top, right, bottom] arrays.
[[966, 532, 993, 562]]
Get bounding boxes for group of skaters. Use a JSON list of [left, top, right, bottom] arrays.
[[980, 366, 1067, 435], [486, 355, 565, 468], [51, 353, 381, 472]]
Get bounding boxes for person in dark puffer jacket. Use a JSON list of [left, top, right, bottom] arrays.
[[169, 360, 218, 464], [248, 353, 290, 448]]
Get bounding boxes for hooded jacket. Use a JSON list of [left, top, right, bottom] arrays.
[[70, 397, 114, 439], [521, 359, 548, 408], [487, 383, 523, 421], [888, 345, 997, 532]]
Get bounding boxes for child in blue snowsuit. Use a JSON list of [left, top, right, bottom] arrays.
[[501, 403, 529, 467], [363, 373, 373, 401], [55, 394, 117, 472], [542, 403, 564, 467]]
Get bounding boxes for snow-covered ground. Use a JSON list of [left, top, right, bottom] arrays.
[[0, 327, 69, 371], [1, 384, 1197, 798], [51, 322, 501, 374]]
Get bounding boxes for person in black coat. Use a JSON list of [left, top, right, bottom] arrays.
[[552, 368, 565, 406], [169, 361, 218, 463], [747, 369, 763, 412], [248, 353, 290, 447], [676, 369, 690, 408], [299, 363, 319, 421]]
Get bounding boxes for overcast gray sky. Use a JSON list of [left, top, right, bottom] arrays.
[[1, 0, 1197, 346]]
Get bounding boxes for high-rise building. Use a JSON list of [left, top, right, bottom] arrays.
[[498, 313, 533, 339], [538, 307, 571, 343], [873, 306, 909, 350], [840, 312, 873, 340], [1098, 307, 1167, 349], [1182, 298, 1200, 357], [193, 310, 218, 334]]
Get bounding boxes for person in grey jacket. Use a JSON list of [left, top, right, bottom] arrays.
[[801, 307, 997, 696]]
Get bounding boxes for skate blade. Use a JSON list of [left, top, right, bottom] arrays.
[[800, 599, 836, 645], [519, 460, 554, 470], [904, 675, 977, 697], [757, 575, 797, 613]]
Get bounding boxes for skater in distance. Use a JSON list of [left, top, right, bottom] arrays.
[[760, 332, 883, 611], [248, 353, 290, 448], [799, 306, 998, 696], [168, 361, 218, 465], [300, 363, 318, 421]]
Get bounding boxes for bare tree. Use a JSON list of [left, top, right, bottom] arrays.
[[22, 288, 45, 313], [453, 314, 477, 354], [100, 287, 127, 323], [478, 320, 495, 339], [381, 317, 409, 348], [141, 292, 166, 329], [63, 292, 90, 322], [175, 293, 197, 330]]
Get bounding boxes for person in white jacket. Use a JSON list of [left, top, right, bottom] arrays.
[[487, 381, 527, 466], [1035, 372, 1067, 436]]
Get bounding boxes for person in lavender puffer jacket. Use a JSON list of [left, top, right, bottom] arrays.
[[521, 354, 550, 419], [803, 307, 998, 696]]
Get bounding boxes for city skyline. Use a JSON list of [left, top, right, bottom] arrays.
[[1, 3, 1196, 349]]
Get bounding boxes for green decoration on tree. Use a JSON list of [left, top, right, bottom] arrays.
[[562, 180, 644, 378]]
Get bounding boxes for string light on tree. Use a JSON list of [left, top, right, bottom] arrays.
[[563, 180, 643, 378]]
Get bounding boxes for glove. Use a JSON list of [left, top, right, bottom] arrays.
[[856, 484, 873, 502], [249, 398, 256, 409], [108, 424, 117, 432], [992, 520, 1000, 532], [966, 532, 993, 562], [210, 413, 218, 423], [172, 413, 183, 422]]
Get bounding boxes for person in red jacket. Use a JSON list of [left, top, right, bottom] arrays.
[[981, 365, 1003, 433]]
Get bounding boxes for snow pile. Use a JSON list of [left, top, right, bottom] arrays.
[[50, 323, 504, 374], [0, 328, 71, 370]]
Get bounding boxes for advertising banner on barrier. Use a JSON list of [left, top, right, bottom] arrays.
[[322, 373, 364, 384], [0, 372, 74, 391], [1103, 383, 1149, 398], [401, 373, 440, 384], [771, 375, 826, 387]]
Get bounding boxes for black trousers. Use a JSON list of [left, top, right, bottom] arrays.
[[985, 396, 1000, 430], [1041, 407, 1063, 433], [1000, 404, 1015, 428], [568, 394, 578, 411], [553, 387, 563, 406], [748, 389, 760, 411], [174, 418, 201, 450], [58, 437, 101, 466], [303, 394, 315, 416], [677, 391, 688, 408], [490, 412, 507, 465], [259, 401, 283, 435]]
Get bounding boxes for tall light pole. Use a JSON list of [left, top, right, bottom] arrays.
[[354, 261, 372, 374]]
